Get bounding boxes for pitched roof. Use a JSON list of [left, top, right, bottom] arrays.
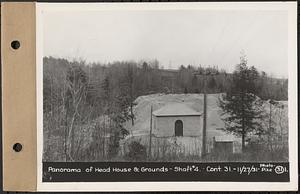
[[153, 103, 201, 117]]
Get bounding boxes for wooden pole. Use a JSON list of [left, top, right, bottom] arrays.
[[201, 75, 207, 158], [148, 105, 153, 160], [268, 100, 272, 151]]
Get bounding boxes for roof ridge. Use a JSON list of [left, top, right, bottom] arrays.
[[153, 103, 201, 116]]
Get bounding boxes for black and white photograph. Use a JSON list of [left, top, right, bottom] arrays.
[[37, 2, 297, 191]]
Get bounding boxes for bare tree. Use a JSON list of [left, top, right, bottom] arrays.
[[65, 64, 87, 161]]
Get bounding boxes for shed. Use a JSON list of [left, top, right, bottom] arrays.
[[152, 103, 202, 137], [213, 136, 235, 154]]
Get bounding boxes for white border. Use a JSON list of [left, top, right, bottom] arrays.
[[36, 2, 298, 191]]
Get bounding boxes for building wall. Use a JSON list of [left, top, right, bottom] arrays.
[[153, 115, 202, 137]]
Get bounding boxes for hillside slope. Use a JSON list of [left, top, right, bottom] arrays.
[[125, 93, 235, 143], [124, 93, 288, 146]]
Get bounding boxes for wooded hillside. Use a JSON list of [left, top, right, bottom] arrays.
[[43, 56, 288, 162]]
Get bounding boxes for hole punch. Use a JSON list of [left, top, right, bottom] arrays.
[[11, 40, 20, 50], [13, 143, 22, 152]]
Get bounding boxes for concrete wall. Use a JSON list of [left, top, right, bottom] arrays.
[[153, 115, 202, 137]]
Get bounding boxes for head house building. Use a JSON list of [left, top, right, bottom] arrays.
[[152, 103, 202, 137]]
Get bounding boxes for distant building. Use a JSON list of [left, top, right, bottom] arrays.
[[213, 136, 235, 154], [152, 103, 202, 137]]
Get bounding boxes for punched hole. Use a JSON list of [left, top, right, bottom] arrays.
[[11, 40, 20, 50], [13, 143, 22, 152]]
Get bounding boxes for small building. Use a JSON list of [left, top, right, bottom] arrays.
[[213, 136, 235, 154], [152, 103, 202, 137]]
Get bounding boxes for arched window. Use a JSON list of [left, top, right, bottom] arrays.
[[175, 120, 183, 136]]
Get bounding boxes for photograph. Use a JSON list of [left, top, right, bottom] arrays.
[[34, 3, 297, 190], [42, 4, 289, 163], [1, 1, 296, 192]]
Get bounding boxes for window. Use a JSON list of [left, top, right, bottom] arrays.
[[175, 120, 183, 136]]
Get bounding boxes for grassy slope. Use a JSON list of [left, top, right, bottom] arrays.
[[125, 93, 238, 142], [124, 93, 288, 149]]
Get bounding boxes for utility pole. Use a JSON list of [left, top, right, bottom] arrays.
[[194, 69, 216, 159], [268, 99, 277, 152], [202, 76, 207, 158], [268, 100, 272, 151], [148, 105, 153, 160]]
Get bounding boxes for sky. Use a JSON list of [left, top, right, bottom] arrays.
[[43, 7, 289, 78]]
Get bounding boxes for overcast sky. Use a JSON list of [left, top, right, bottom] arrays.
[[43, 9, 288, 78]]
